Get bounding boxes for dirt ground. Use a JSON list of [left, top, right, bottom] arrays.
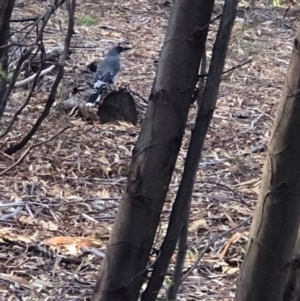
[[0, 0, 298, 300]]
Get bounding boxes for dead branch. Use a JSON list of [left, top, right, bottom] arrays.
[[14, 64, 55, 87], [4, 0, 75, 155], [0, 202, 25, 207], [198, 59, 252, 78], [81, 247, 105, 258], [0, 43, 47, 139], [0, 0, 66, 119], [199, 180, 251, 208], [0, 206, 23, 221], [0, 126, 69, 176], [180, 217, 252, 284], [10, 17, 40, 23], [222, 59, 253, 76]]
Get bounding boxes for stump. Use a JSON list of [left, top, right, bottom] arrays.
[[58, 88, 139, 125], [97, 89, 138, 125]]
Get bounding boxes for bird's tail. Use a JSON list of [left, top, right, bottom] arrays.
[[86, 82, 106, 106]]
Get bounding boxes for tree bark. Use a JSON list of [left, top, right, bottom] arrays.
[[0, 0, 15, 119], [91, 1, 214, 301], [283, 228, 300, 301], [141, 1, 237, 299], [236, 27, 300, 301]]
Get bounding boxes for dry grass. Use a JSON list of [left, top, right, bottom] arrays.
[[0, 0, 298, 300]]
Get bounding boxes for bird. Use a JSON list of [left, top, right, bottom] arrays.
[[86, 45, 130, 106]]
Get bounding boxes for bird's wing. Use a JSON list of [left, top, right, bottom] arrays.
[[95, 55, 121, 85], [87, 70, 117, 106], [94, 70, 116, 87], [87, 54, 121, 106]]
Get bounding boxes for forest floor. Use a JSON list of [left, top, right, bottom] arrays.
[[0, 0, 298, 300]]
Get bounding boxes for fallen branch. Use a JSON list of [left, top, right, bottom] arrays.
[[0, 126, 69, 176], [199, 180, 251, 208], [10, 17, 40, 23], [198, 59, 253, 78], [180, 217, 252, 284], [14, 64, 55, 87], [81, 247, 105, 258], [0, 206, 23, 221]]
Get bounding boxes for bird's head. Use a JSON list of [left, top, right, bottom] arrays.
[[115, 45, 131, 53], [107, 44, 131, 56]]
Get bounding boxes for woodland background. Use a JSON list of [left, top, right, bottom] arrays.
[[0, 0, 297, 300]]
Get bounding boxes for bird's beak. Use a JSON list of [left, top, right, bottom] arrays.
[[121, 46, 131, 52]]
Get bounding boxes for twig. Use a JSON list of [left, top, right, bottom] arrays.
[[222, 59, 253, 75], [0, 206, 23, 221], [1, 0, 66, 118], [0, 44, 47, 139], [180, 217, 252, 284], [127, 86, 148, 104], [4, 0, 75, 155], [199, 180, 251, 208], [0, 202, 25, 207], [0, 42, 36, 49], [14, 64, 55, 87], [199, 158, 228, 166], [10, 17, 39, 23], [198, 59, 252, 78], [124, 250, 161, 288], [0, 126, 69, 176], [7, 286, 24, 301], [81, 247, 105, 258]]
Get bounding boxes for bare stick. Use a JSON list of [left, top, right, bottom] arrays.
[[198, 59, 252, 78], [199, 180, 251, 208], [0, 126, 69, 176], [0, 206, 23, 221], [0, 44, 47, 139], [180, 217, 252, 284], [14, 64, 55, 87], [10, 17, 39, 23], [4, 0, 75, 155], [0, 0, 66, 119]]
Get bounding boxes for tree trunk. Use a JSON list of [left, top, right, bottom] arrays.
[[283, 229, 300, 301], [236, 27, 300, 301], [91, 1, 214, 301], [0, 0, 15, 119], [141, 0, 237, 299]]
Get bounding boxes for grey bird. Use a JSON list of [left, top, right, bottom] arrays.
[[86, 45, 130, 106]]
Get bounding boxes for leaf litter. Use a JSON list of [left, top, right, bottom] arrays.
[[0, 0, 298, 300]]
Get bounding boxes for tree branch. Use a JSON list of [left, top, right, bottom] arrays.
[[0, 43, 47, 139], [0, 126, 69, 176], [4, 0, 75, 155], [0, 0, 66, 119]]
